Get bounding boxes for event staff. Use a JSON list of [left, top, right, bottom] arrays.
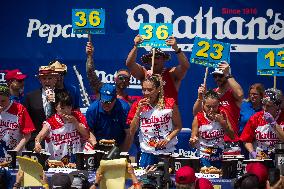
[[86, 42, 141, 105], [193, 62, 244, 155], [34, 91, 89, 161], [239, 83, 265, 158], [239, 83, 265, 135], [190, 90, 234, 168], [241, 88, 284, 159], [127, 74, 182, 167], [86, 83, 131, 151], [0, 85, 35, 162], [5, 69, 27, 104], [126, 35, 190, 103], [24, 65, 60, 151]]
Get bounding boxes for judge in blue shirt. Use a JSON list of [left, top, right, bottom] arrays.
[[239, 83, 265, 135], [239, 83, 264, 158], [86, 84, 131, 151]]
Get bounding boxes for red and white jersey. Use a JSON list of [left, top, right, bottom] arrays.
[[44, 110, 88, 161], [241, 110, 284, 158], [0, 102, 35, 162], [196, 111, 225, 159], [133, 98, 177, 155], [214, 88, 240, 142]]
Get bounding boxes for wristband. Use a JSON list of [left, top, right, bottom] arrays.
[[13, 182, 21, 188], [43, 184, 49, 188], [225, 74, 233, 79], [175, 48, 182, 54], [165, 136, 171, 142], [93, 182, 99, 187]]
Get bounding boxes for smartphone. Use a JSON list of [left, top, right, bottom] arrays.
[[268, 168, 280, 186]]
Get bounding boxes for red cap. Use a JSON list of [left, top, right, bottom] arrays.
[[5, 69, 27, 81], [175, 166, 196, 184], [195, 178, 214, 189], [246, 162, 268, 184]]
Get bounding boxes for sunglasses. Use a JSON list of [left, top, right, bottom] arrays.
[[213, 74, 224, 78], [100, 98, 115, 104], [117, 75, 130, 82]]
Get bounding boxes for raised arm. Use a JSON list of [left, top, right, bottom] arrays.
[[63, 114, 90, 140], [193, 84, 206, 116], [219, 62, 244, 107], [166, 36, 190, 80], [86, 42, 103, 96], [126, 35, 146, 80], [215, 111, 235, 140], [189, 116, 199, 148]]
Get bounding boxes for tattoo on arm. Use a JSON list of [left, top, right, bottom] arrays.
[[86, 56, 103, 94]]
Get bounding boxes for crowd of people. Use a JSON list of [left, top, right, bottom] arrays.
[[0, 34, 284, 188]]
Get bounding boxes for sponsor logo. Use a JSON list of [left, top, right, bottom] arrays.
[[87, 157, 95, 166], [126, 4, 284, 52], [178, 149, 197, 157], [174, 162, 182, 171], [26, 19, 88, 43], [95, 70, 141, 89]]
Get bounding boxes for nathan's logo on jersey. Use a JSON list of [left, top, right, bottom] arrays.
[[127, 4, 284, 52], [50, 129, 80, 145], [200, 129, 225, 139], [0, 120, 19, 135], [255, 130, 279, 141], [140, 114, 171, 126]]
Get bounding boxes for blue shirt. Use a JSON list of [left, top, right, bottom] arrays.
[[239, 101, 262, 134], [86, 99, 130, 145]]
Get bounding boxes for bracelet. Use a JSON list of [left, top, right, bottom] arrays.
[[225, 74, 233, 79], [13, 182, 21, 188], [165, 136, 171, 142], [175, 48, 182, 54], [43, 184, 49, 188], [93, 182, 99, 187]]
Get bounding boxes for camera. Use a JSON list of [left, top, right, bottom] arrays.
[[141, 159, 172, 189]]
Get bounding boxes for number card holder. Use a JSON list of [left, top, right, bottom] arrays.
[[139, 23, 173, 48], [257, 48, 284, 76], [72, 9, 105, 34], [190, 37, 231, 68]]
